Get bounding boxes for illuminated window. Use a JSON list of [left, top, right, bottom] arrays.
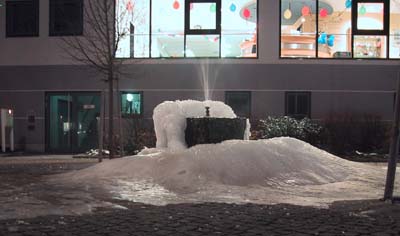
[[221, 0, 257, 58], [121, 92, 143, 116], [116, 0, 150, 58], [280, 0, 397, 59], [390, 0, 400, 59], [352, 0, 388, 59], [280, 0, 316, 58], [116, 0, 258, 58], [317, 0, 352, 58]]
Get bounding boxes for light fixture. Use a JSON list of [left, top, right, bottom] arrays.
[[126, 94, 134, 102], [301, 5, 311, 16], [283, 1, 292, 20], [320, 8, 328, 18]]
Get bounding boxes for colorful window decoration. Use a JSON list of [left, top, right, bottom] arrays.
[[116, 0, 258, 58], [280, 0, 399, 59]]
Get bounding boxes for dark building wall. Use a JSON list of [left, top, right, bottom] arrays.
[[0, 63, 398, 152]]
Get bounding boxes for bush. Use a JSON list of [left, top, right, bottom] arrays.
[[258, 116, 323, 145], [123, 118, 156, 155], [322, 113, 390, 155]]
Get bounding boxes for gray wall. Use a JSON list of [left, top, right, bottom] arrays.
[[0, 63, 398, 152]]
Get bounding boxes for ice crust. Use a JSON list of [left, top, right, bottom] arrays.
[[153, 100, 250, 150], [68, 138, 357, 193]]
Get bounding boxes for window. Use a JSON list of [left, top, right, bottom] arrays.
[[285, 92, 311, 119], [49, 0, 83, 36], [280, 0, 398, 59], [390, 0, 400, 59], [116, 0, 258, 58], [6, 0, 39, 37], [121, 92, 143, 116], [352, 0, 389, 59], [225, 91, 251, 118]]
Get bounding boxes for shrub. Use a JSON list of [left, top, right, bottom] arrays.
[[322, 113, 390, 155], [123, 118, 156, 155], [258, 116, 323, 145]]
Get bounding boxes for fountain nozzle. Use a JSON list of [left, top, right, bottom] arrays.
[[205, 106, 210, 117]]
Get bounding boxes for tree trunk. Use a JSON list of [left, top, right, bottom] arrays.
[[117, 78, 124, 156], [108, 74, 114, 159]]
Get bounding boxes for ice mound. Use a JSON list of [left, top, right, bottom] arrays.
[[153, 100, 250, 151], [66, 138, 358, 194]]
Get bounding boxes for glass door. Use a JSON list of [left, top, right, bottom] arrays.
[[72, 93, 101, 153], [46, 92, 100, 153], [48, 93, 72, 152]]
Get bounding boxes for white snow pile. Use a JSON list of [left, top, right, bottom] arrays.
[[153, 100, 251, 151], [65, 137, 357, 194]]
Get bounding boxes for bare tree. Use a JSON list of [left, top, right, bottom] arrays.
[[60, 0, 138, 159]]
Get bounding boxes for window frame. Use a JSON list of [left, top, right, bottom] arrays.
[[352, 0, 389, 36], [185, 0, 221, 35], [6, 0, 40, 37], [225, 91, 252, 118], [49, 0, 84, 36], [120, 91, 144, 118], [285, 91, 311, 119]]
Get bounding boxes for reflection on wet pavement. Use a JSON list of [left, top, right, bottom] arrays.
[[0, 157, 116, 220]]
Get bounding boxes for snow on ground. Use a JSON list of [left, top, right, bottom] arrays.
[[153, 100, 250, 151], [59, 137, 397, 207]]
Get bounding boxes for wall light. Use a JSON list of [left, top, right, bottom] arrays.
[[283, 1, 292, 20]]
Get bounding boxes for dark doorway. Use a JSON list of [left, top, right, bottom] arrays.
[[46, 92, 100, 153]]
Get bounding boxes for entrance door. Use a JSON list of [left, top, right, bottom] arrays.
[[46, 92, 100, 153]]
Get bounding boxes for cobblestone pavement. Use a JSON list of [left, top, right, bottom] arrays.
[[0, 200, 400, 236], [1, 156, 400, 236]]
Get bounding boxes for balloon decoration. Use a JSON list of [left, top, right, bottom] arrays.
[[284, 8, 292, 20], [327, 35, 335, 47], [230, 3, 237, 12], [319, 8, 328, 18], [318, 33, 335, 47], [359, 5, 366, 15], [345, 0, 352, 9], [243, 8, 251, 19], [318, 33, 327, 44], [173, 0, 180, 10], [126, 0, 133, 13], [301, 6, 310, 16], [210, 3, 216, 13]]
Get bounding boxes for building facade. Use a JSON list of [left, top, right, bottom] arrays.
[[0, 0, 399, 153]]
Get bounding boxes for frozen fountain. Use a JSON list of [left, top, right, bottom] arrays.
[[153, 100, 250, 150], [185, 106, 248, 148], [182, 60, 249, 147], [152, 58, 251, 150]]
